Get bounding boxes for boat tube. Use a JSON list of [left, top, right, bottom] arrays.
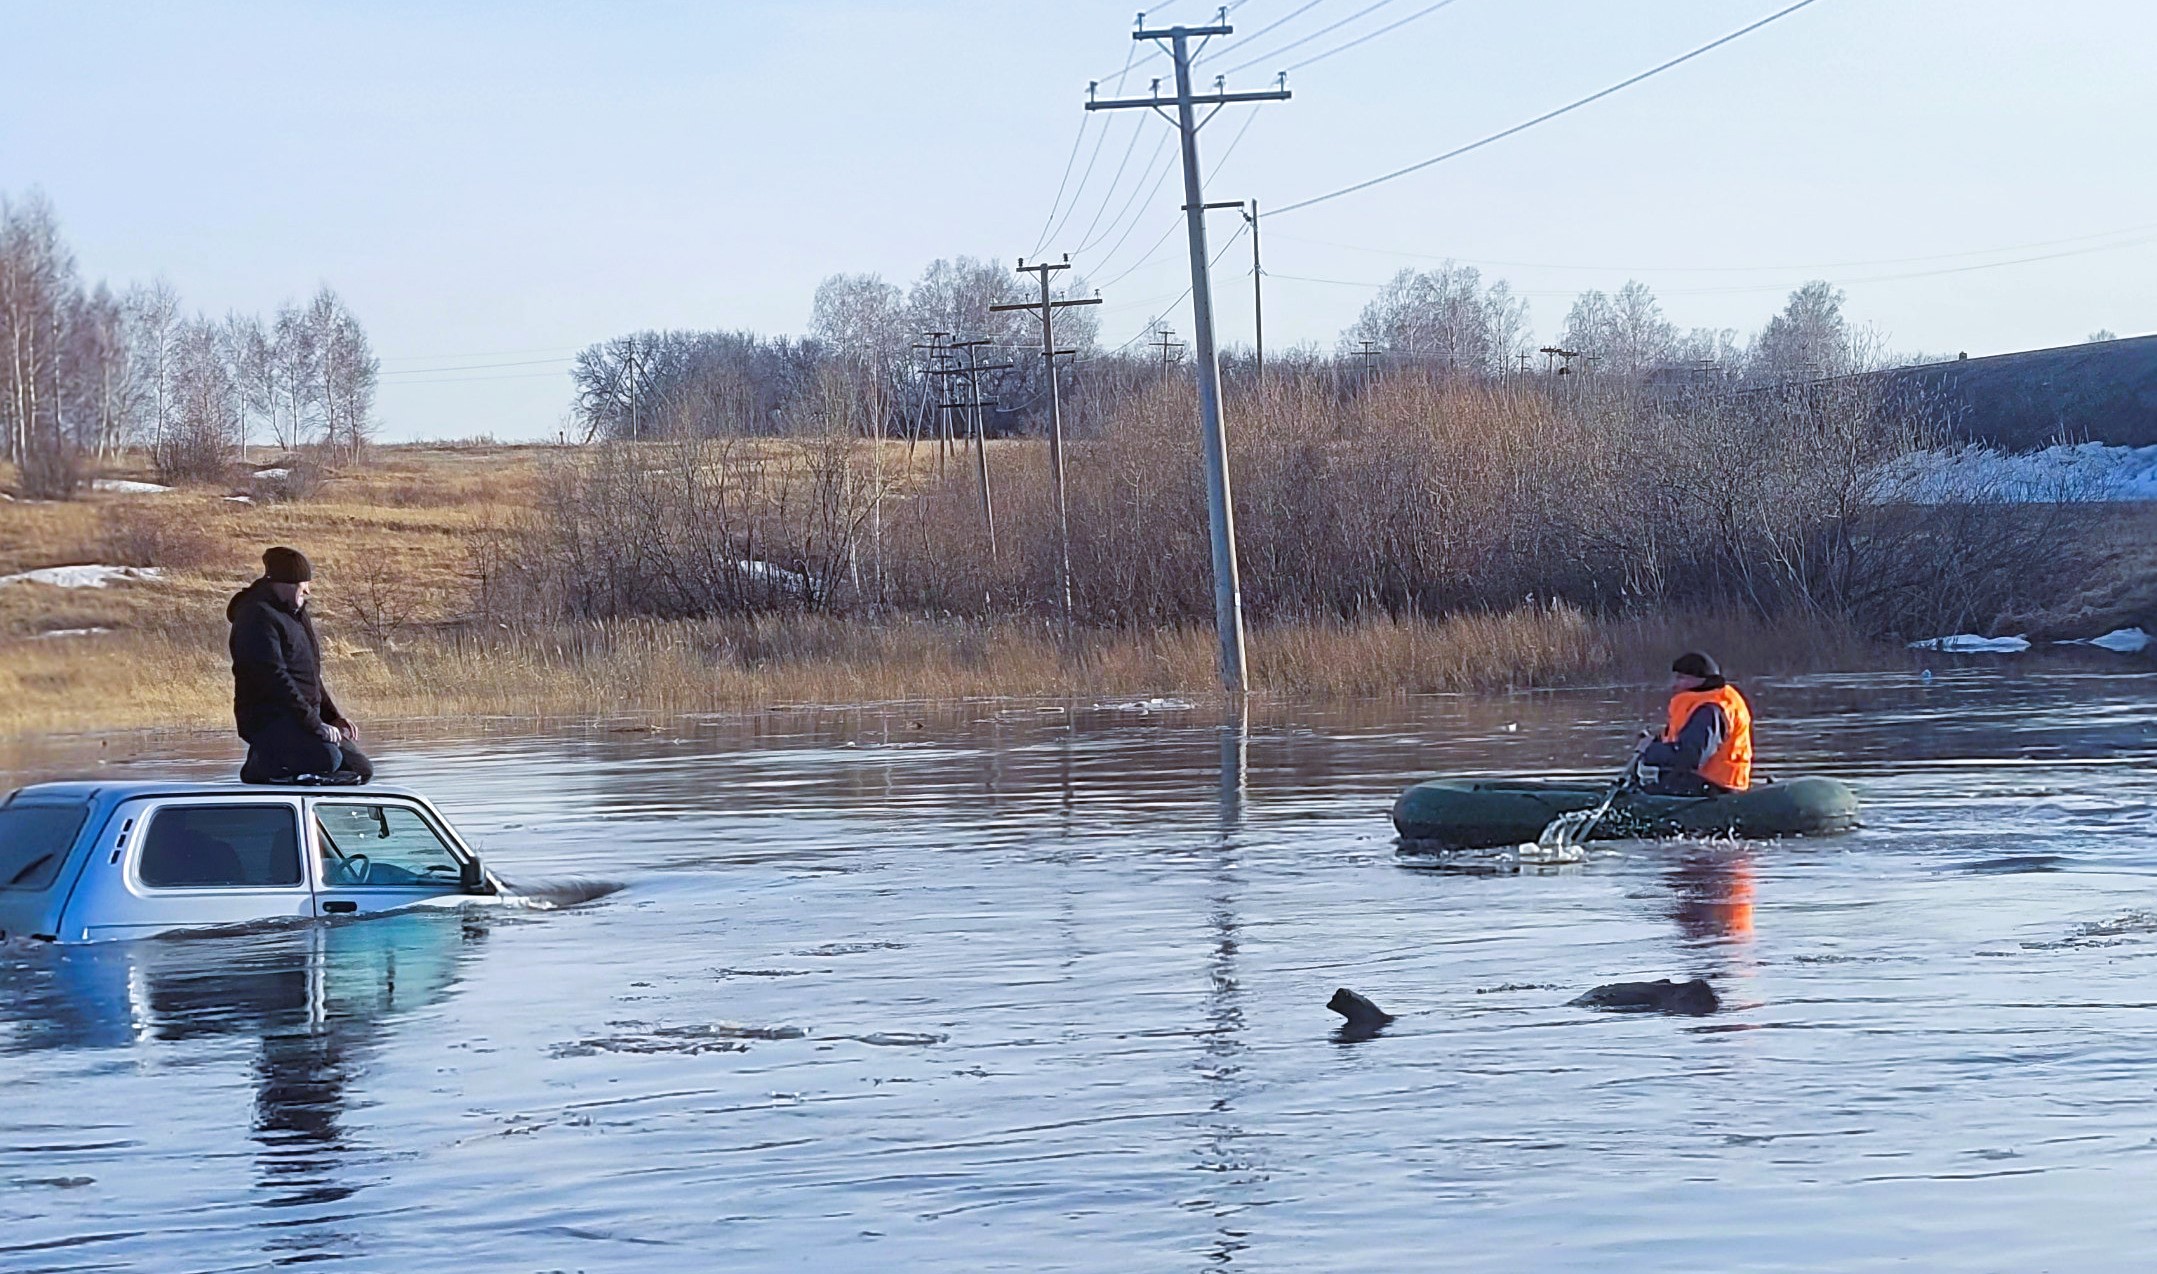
[[1391, 775, 1859, 851]]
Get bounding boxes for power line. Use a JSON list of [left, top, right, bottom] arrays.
[[1029, 115, 1094, 257], [1076, 132, 1180, 258], [378, 344, 581, 365], [1265, 220, 2157, 276], [1263, 232, 2157, 298], [1200, 0, 1329, 62], [1272, 0, 1824, 216], [1071, 121, 1164, 252], [1281, 0, 1463, 74], [1218, 0, 1399, 76], [379, 355, 573, 377], [1091, 105, 1265, 289], [1038, 41, 1140, 255]]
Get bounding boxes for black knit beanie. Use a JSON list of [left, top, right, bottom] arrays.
[[1671, 651, 1720, 679], [263, 546, 313, 584]]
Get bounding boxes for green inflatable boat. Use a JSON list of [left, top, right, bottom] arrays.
[[1391, 775, 1859, 850]]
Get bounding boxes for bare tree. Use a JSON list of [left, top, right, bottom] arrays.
[[302, 286, 377, 459], [1749, 281, 1853, 383], [1340, 263, 1530, 377], [1562, 280, 1678, 377]]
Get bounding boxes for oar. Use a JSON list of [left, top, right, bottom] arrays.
[[1537, 750, 1644, 850]]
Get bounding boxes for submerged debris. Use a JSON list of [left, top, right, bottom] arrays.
[[1327, 987, 1396, 1041], [1571, 978, 1719, 1017]]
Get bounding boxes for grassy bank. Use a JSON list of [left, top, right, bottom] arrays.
[[0, 604, 1883, 738], [0, 439, 1905, 738]]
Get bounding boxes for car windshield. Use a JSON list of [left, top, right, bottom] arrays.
[[316, 803, 463, 887], [0, 804, 89, 892]]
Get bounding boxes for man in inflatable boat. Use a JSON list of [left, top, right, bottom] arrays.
[[1633, 651, 1751, 797], [228, 546, 373, 786]]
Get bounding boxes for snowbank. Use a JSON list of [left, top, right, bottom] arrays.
[[252, 468, 291, 480], [33, 627, 113, 639], [2061, 627, 2153, 654], [0, 565, 165, 590], [91, 478, 174, 495], [1908, 634, 2031, 653], [1880, 443, 2157, 504]]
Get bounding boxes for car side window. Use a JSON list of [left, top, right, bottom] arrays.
[[316, 804, 462, 887], [139, 805, 301, 889]]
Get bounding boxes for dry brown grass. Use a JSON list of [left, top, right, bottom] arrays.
[[0, 440, 1914, 739]]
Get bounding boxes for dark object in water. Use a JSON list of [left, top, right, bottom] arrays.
[[1571, 978, 1719, 1017], [1328, 987, 1396, 1040], [1392, 774, 1859, 851]]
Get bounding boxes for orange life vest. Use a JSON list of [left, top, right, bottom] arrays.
[[1663, 684, 1753, 791]]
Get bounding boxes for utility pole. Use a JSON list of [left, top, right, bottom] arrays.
[[1089, 12, 1290, 695], [1246, 199, 1264, 381], [953, 338, 1012, 559], [1151, 325, 1186, 369], [1356, 339, 1381, 387], [992, 256, 1101, 638]]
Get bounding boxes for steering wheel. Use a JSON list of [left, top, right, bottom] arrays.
[[340, 853, 372, 885]]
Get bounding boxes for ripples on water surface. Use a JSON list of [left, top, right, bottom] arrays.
[[2, 667, 2155, 1270]]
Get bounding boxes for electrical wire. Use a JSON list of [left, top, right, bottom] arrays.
[[1200, 0, 1328, 63], [1272, 0, 1824, 216], [1090, 105, 1264, 290], [1263, 232, 2157, 299], [1039, 40, 1144, 256], [1281, 0, 1462, 74], [378, 345, 581, 364], [1217, 0, 1399, 76], [1029, 116, 1094, 258], [379, 355, 573, 377], [1077, 132, 1180, 258], [1103, 220, 1253, 355], [1071, 121, 1162, 253], [1264, 220, 2157, 276]]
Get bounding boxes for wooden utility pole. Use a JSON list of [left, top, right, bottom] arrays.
[[953, 337, 1012, 559], [1089, 16, 1289, 694], [1246, 199, 1264, 381], [1356, 339, 1381, 387], [992, 256, 1100, 637], [1151, 325, 1186, 369]]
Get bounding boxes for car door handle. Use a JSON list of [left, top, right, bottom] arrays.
[[322, 900, 358, 914]]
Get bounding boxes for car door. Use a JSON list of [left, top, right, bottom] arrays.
[[67, 798, 314, 942], [309, 799, 472, 917]]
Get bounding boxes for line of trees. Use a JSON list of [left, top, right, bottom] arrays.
[[569, 253, 1890, 443], [0, 190, 378, 495]]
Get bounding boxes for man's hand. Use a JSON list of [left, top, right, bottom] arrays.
[[317, 722, 341, 743], [330, 718, 360, 743]]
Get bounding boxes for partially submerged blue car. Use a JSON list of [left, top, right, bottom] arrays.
[[0, 782, 500, 944]]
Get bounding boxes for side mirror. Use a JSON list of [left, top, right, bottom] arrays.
[[460, 857, 496, 895]]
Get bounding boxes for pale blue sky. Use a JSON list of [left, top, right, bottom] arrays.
[[4, 0, 2151, 440]]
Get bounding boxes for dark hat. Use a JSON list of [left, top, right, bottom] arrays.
[[263, 546, 313, 584], [1671, 651, 1720, 679]]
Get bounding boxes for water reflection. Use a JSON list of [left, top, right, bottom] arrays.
[[0, 913, 479, 1246]]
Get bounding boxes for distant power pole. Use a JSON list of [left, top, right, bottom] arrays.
[[1246, 199, 1264, 381], [1151, 325, 1186, 369], [1089, 13, 1291, 695], [1356, 339, 1381, 387], [991, 256, 1101, 637], [953, 338, 1011, 559]]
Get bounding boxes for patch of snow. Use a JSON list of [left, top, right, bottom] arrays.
[[2057, 627, 2153, 654], [736, 559, 818, 599], [0, 564, 165, 590], [91, 478, 174, 495], [1091, 696, 1198, 713], [33, 627, 112, 639], [1908, 634, 2031, 654], [223, 494, 254, 504], [1879, 443, 2157, 505], [252, 467, 292, 480]]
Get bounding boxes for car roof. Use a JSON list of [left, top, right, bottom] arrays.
[[5, 780, 432, 805]]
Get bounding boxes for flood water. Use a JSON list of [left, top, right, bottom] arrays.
[[2, 665, 2155, 1271]]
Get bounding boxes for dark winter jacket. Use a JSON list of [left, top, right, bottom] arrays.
[[227, 578, 344, 740]]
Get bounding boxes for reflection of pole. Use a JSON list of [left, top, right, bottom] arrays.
[[1218, 695, 1249, 828], [1089, 19, 1289, 695]]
